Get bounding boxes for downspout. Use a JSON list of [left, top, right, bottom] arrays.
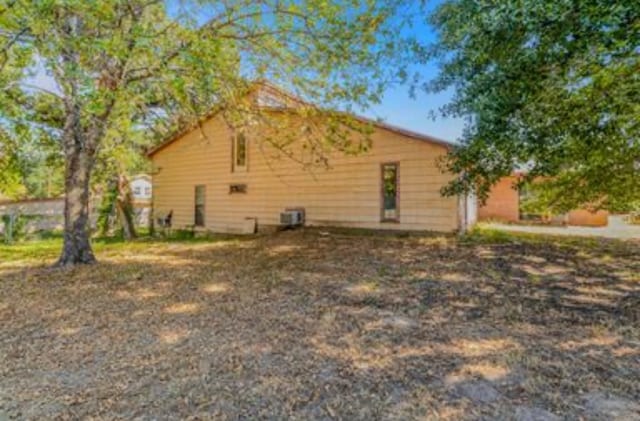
[[458, 171, 469, 235]]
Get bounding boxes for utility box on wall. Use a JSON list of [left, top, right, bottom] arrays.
[[280, 209, 305, 227], [242, 217, 257, 234]]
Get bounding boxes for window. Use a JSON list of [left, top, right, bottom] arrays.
[[381, 163, 399, 222], [233, 133, 247, 171], [133, 186, 141, 196], [194, 185, 205, 227], [144, 187, 151, 196], [229, 184, 247, 194], [257, 90, 286, 108]]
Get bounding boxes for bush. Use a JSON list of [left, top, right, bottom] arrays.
[[462, 225, 514, 244], [168, 228, 196, 241], [620, 200, 640, 225]]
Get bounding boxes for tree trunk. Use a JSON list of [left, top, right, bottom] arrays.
[[56, 147, 96, 266], [116, 174, 137, 241]]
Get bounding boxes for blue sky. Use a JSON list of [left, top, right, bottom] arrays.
[[365, 70, 464, 143], [368, 86, 464, 143], [367, 0, 464, 141], [363, 1, 465, 142]]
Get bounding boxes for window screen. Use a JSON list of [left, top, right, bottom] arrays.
[[194, 185, 205, 227], [381, 163, 399, 221], [235, 133, 247, 170]]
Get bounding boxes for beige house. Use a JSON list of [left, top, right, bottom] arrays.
[[148, 85, 474, 234]]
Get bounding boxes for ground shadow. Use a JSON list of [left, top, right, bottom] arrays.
[[0, 229, 638, 419]]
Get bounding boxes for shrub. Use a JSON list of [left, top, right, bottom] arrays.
[[168, 228, 196, 241]]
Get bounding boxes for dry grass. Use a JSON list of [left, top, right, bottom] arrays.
[[0, 228, 639, 420]]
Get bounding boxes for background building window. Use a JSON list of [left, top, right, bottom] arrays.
[[381, 163, 399, 221], [194, 185, 205, 227]]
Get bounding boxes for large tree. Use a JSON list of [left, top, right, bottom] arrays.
[[428, 0, 640, 210], [1, 0, 421, 265]]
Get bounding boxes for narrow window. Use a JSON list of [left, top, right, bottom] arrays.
[[233, 133, 247, 171], [381, 163, 399, 222], [194, 185, 206, 227], [144, 187, 151, 196], [133, 186, 141, 195]]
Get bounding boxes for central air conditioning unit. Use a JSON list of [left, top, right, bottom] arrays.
[[280, 209, 305, 227]]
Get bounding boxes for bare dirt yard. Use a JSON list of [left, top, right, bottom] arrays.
[[1, 228, 639, 420]]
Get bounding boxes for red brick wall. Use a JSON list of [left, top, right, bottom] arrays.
[[567, 209, 609, 227], [478, 176, 520, 222], [479, 175, 610, 226]]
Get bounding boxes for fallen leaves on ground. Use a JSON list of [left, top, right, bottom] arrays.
[[0, 229, 639, 420]]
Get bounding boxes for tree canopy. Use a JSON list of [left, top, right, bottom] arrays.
[[0, 0, 423, 264], [429, 0, 640, 211], [0, 125, 64, 199]]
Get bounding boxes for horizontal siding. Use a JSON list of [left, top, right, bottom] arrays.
[[152, 115, 459, 233]]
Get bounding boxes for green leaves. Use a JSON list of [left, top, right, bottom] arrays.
[[431, 0, 640, 211], [1, 0, 425, 200]]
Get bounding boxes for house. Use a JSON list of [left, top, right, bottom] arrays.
[[478, 175, 531, 223], [478, 174, 609, 227], [131, 174, 152, 204], [130, 174, 152, 227], [148, 84, 476, 234]]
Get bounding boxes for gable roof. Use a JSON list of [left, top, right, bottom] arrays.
[[147, 82, 454, 157]]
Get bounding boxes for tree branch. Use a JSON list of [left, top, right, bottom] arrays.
[[0, 27, 29, 71]]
